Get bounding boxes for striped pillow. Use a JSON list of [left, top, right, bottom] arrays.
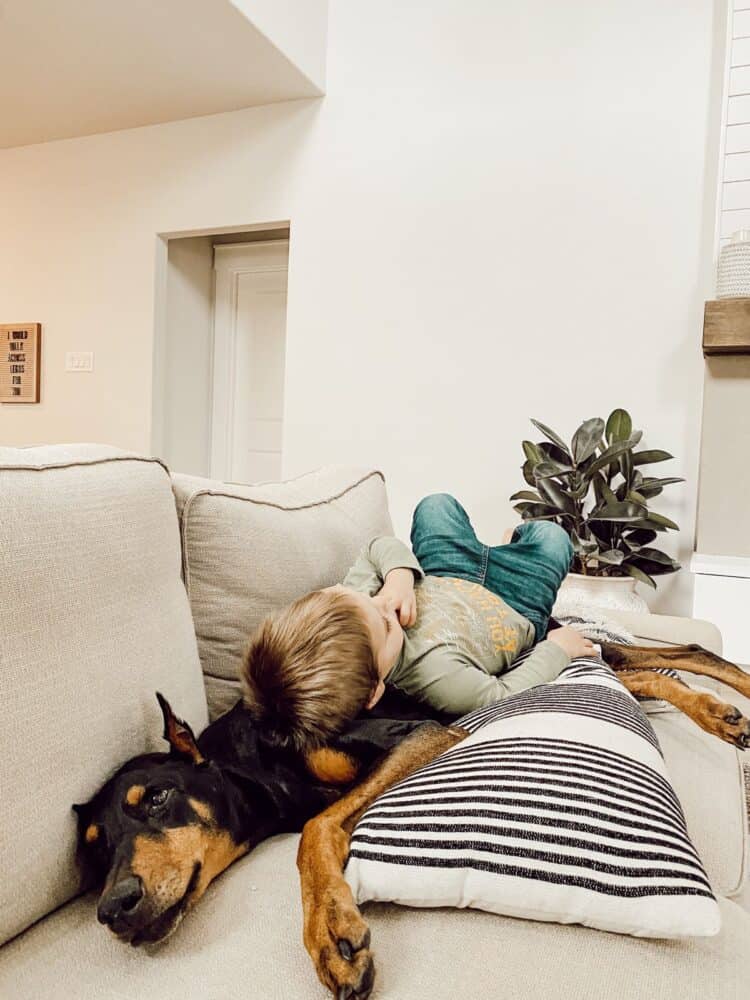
[[344, 659, 721, 938]]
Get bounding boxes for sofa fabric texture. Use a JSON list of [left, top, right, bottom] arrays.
[[1, 835, 748, 1000], [0, 445, 207, 945], [171, 468, 393, 718]]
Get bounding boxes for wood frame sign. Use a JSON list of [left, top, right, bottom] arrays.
[[1, 324, 41, 403]]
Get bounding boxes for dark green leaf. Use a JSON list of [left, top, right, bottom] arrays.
[[571, 418, 605, 465], [592, 473, 617, 508], [522, 440, 545, 465], [605, 408, 632, 444], [509, 490, 543, 502], [538, 441, 572, 465], [537, 477, 576, 514], [623, 528, 657, 547], [627, 519, 669, 533], [570, 529, 598, 554], [622, 563, 657, 588], [589, 501, 647, 522], [597, 549, 625, 565], [625, 554, 680, 577], [632, 547, 679, 567], [584, 440, 634, 477], [642, 511, 679, 531], [534, 461, 575, 479], [632, 449, 673, 466], [522, 460, 537, 487], [619, 449, 633, 488], [512, 502, 564, 519], [530, 419, 572, 459]]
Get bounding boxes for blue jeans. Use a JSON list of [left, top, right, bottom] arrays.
[[410, 494, 573, 641]]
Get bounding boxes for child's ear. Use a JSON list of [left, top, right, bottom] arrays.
[[365, 679, 385, 710]]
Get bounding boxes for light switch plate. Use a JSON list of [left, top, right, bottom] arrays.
[[65, 351, 94, 372]]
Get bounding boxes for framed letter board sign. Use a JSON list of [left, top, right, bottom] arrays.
[[1, 324, 41, 403]]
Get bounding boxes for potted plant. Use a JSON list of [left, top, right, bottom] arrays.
[[510, 408, 684, 613]]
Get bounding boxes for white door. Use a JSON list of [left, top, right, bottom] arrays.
[[210, 241, 289, 483]]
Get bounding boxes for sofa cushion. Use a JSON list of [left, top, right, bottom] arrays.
[[171, 467, 392, 718], [0, 833, 748, 1000], [0, 445, 207, 945]]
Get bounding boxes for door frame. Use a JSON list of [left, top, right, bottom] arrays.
[[209, 239, 289, 481]]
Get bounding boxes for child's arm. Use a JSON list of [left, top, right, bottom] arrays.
[[392, 640, 571, 716], [342, 537, 424, 596]]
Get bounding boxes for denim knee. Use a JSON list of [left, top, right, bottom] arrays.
[[413, 493, 461, 521], [411, 494, 466, 545], [518, 520, 573, 567]]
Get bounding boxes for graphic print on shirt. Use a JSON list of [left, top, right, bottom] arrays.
[[414, 576, 524, 659]]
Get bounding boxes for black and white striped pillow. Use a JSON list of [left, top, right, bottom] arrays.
[[344, 659, 720, 938]]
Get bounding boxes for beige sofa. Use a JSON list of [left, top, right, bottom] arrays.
[[0, 444, 748, 1000]]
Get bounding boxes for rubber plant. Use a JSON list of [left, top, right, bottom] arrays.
[[510, 408, 684, 589]]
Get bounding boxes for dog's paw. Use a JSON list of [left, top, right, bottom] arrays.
[[719, 705, 750, 749], [305, 882, 374, 1000], [701, 698, 750, 749]]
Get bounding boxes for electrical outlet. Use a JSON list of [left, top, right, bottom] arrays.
[[65, 352, 94, 372]]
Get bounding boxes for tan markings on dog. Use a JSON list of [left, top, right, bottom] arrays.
[[599, 639, 750, 701], [131, 825, 248, 912], [297, 723, 467, 996], [188, 797, 214, 824], [85, 823, 99, 844], [619, 670, 750, 748], [305, 748, 360, 785], [125, 785, 145, 807]]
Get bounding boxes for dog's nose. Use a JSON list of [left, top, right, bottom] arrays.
[[97, 876, 144, 926]]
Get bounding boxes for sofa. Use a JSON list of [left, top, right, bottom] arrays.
[[0, 443, 747, 1000]]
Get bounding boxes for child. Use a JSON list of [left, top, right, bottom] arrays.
[[242, 493, 595, 751]]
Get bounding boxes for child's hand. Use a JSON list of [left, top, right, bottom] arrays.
[[547, 626, 597, 660], [378, 568, 417, 627]]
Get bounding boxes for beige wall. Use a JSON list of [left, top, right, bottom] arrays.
[[696, 356, 750, 557], [0, 0, 720, 614]]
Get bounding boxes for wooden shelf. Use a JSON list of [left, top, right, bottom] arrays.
[[703, 298, 750, 355]]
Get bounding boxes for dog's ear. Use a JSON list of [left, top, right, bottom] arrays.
[[156, 692, 206, 765]]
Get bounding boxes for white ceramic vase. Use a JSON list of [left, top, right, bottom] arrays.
[[552, 572, 649, 618]]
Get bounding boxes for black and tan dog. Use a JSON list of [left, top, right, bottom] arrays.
[[75, 641, 750, 999]]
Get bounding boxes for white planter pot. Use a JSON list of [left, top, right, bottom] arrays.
[[552, 572, 649, 618]]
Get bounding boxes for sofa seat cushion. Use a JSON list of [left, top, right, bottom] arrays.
[[1, 833, 748, 1000], [171, 467, 392, 718], [0, 445, 207, 946]]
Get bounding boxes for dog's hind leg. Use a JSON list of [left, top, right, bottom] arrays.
[[600, 641, 750, 701], [297, 722, 467, 1000], [618, 670, 750, 749]]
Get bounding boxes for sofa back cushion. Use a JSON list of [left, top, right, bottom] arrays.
[[171, 467, 393, 718], [0, 445, 207, 944]]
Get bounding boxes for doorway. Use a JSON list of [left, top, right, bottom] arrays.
[[210, 240, 289, 482], [153, 225, 290, 482]]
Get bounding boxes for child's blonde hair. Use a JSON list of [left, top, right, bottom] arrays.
[[241, 588, 378, 752]]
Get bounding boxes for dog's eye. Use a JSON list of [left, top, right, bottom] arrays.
[[146, 788, 171, 812]]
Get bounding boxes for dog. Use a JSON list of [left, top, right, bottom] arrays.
[[74, 636, 750, 998]]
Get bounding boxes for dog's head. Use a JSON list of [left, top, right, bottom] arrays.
[[72, 694, 274, 946]]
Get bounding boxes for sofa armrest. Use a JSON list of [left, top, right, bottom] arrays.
[[601, 608, 723, 656]]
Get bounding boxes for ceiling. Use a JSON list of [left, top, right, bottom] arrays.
[[0, 0, 326, 149]]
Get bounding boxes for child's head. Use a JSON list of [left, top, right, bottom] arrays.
[[241, 586, 404, 752]]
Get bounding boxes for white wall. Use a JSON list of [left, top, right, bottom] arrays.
[[0, 0, 719, 615], [161, 235, 214, 476]]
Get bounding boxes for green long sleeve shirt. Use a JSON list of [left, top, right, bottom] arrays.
[[342, 536, 570, 716]]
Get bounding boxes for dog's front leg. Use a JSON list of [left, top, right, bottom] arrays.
[[297, 723, 466, 999]]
